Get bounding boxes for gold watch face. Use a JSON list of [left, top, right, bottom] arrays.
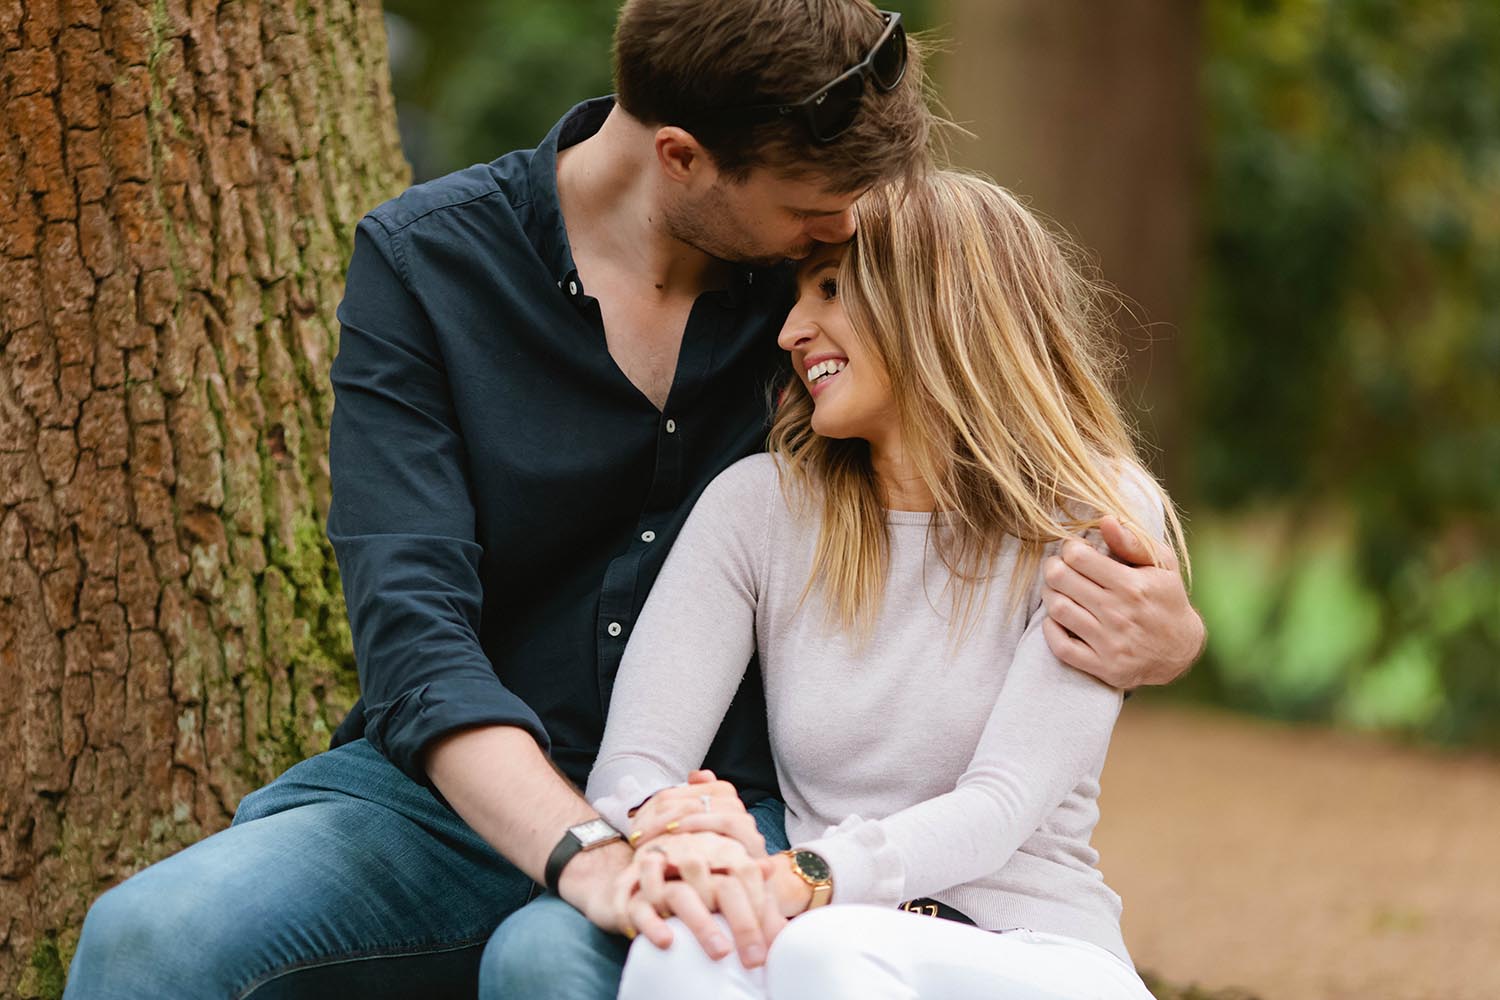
[[793, 850, 831, 883]]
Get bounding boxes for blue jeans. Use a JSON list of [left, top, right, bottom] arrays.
[[64, 739, 788, 999]]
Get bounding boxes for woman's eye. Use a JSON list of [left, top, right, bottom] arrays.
[[818, 277, 838, 300]]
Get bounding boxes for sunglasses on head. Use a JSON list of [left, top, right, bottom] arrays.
[[694, 10, 907, 145]]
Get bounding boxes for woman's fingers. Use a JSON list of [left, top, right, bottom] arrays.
[[652, 812, 766, 856], [630, 781, 748, 845], [710, 875, 767, 967], [661, 882, 732, 960]]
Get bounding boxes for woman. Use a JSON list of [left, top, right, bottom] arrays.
[[586, 169, 1187, 998]]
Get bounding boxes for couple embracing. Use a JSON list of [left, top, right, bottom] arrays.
[[67, 2, 1203, 998]]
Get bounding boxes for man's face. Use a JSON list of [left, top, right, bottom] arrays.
[[668, 166, 864, 268]]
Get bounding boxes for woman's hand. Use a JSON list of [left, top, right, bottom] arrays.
[[628, 770, 765, 858], [758, 851, 815, 919], [614, 830, 782, 967]]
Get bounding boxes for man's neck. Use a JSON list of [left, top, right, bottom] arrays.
[[555, 106, 729, 298]]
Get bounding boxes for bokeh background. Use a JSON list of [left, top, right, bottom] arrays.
[[378, 1, 1499, 996]]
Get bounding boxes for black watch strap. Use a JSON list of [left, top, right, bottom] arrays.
[[544, 831, 584, 895], [544, 819, 623, 895]]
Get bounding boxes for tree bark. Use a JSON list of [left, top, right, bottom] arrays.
[[0, 1, 407, 994], [939, 0, 1200, 480]]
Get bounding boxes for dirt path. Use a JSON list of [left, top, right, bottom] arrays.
[[1093, 700, 1500, 1000]]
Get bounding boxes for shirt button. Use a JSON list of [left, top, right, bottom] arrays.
[[665, 419, 677, 434], [568, 279, 580, 297], [607, 622, 623, 637], [641, 530, 656, 543]]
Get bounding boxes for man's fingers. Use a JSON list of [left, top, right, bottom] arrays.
[[712, 875, 768, 968], [1100, 515, 1176, 571], [636, 849, 668, 906], [687, 769, 717, 784], [674, 849, 714, 903], [1060, 538, 1138, 592], [1043, 616, 1105, 678], [627, 896, 673, 949], [1042, 554, 1110, 620], [664, 884, 732, 961], [1043, 590, 1103, 647]]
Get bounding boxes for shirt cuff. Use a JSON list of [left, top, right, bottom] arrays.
[[795, 815, 905, 908], [586, 757, 679, 833]]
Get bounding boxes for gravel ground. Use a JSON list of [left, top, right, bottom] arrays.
[[1093, 699, 1500, 1000]]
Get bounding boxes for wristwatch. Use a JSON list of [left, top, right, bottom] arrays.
[[545, 819, 624, 894], [782, 849, 833, 910]]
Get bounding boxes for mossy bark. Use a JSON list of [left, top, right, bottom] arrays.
[[0, 1, 407, 994]]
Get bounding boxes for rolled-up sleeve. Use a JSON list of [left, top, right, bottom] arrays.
[[327, 216, 549, 786]]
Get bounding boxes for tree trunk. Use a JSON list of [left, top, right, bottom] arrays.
[[0, 1, 407, 994], [939, 0, 1200, 480]]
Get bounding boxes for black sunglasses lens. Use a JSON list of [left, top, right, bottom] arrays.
[[810, 74, 865, 141], [872, 23, 906, 91]]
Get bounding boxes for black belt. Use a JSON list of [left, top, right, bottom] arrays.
[[897, 897, 977, 926]]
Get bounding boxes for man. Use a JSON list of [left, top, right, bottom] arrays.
[[66, 2, 1202, 997]]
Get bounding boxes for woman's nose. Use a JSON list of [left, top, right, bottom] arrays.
[[777, 312, 816, 352]]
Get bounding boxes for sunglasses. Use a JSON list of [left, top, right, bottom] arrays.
[[700, 10, 907, 144]]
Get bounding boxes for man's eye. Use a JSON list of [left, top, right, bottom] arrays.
[[819, 277, 838, 300]]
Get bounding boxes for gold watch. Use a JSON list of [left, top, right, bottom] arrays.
[[782, 849, 833, 909]]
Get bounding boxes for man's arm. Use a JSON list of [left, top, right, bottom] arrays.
[[425, 726, 632, 928], [328, 217, 626, 923], [1041, 515, 1205, 688]]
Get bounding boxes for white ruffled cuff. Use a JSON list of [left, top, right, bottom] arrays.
[[794, 815, 905, 907], [585, 758, 677, 834]]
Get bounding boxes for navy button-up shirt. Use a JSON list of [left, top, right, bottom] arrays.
[[327, 98, 792, 804]]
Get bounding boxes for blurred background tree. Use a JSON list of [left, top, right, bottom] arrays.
[[380, 0, 1498, 749]]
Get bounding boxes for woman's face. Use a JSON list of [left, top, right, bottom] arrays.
[[777, 244, 899, 448]]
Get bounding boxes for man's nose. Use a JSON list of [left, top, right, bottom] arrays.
[[807, 207, 857, 244]]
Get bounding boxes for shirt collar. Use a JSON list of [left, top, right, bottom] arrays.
[[525, 96, 765, 311]]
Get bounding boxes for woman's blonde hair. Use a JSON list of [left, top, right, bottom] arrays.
[[768, 169, 1189, 633]]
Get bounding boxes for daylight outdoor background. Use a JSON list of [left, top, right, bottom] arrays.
[[2, 1, 1495, 998], [381, 0, 1500, 995]]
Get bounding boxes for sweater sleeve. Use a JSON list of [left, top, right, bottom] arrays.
[[795, 465, 1169, 907], [586, 457, 774, 831]]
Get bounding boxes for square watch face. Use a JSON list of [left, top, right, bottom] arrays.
[[573, 818, 620, 848]]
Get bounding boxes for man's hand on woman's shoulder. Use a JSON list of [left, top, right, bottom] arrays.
[[1041, 516, 1205, 689]]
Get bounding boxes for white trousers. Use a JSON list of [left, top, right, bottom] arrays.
[[617, 905, 1155, 1000]]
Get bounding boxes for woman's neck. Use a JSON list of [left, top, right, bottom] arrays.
[[870, 436, 935, 512]]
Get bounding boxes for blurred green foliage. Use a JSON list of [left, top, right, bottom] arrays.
[[1187, 0, 1500, 747]]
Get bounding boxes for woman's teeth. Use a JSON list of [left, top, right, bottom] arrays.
[[808, 359, 847, 384]]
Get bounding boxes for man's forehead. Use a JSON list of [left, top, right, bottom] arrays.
[[752, 168, 865, 211]]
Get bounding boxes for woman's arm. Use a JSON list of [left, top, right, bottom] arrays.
[[789, 470, 1169, 908], [586, 457, 774, 831]]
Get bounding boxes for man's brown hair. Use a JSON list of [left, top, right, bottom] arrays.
[[613, 0, 931, 193]]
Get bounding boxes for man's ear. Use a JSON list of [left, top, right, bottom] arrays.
[[654, 126, 714, 187]]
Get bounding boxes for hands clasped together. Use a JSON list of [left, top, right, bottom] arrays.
[[604, 771, 809, 969]]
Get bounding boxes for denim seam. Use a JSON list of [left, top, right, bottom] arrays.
[[233, 931, 494, 999]]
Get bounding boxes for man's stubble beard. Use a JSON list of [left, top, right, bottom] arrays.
[[664, 185, 804, 269]]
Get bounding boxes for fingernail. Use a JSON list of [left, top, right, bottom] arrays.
[[744, 945, 766, 966], [711, 934, 731, 956]]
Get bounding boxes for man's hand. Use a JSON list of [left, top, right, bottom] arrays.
[[612, 831, 780, 967], [1041, 515, 1204, 689]]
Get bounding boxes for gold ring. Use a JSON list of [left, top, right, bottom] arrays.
[[628, 829, 643, 846], [665, 820, 680, 833], [623, 924, 637, 941]]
